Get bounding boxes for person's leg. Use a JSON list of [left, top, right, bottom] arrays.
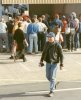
[[46, 63, 58, 97], [71, 34, 74, 51], [46, 63, 58, 92], [62, 33, 66, 48], [67, 34, 70, 50], [50, 63, 57, 92], [0, 34, 3, 52], [3, 33, 9, 52], [28, 34, 33, 53], [21, 49, 26, 62], [79, 33, 81, 48], [74, 33, 77, 50], [46, 63, 51, 81], [41, 33, 46, 51], [8, 34, 13, 52], [77, 33, 80, 48], [33, 33, 38, 53], [38, 32, 41, 51]]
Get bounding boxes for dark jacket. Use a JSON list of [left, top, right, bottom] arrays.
[[40, 41, 63, 64], [13, 28, 25, 50]]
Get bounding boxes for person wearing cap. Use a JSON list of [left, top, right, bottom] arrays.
[[39, 32, 64, 97], [69, 12, 79, 51], [53, 13, 63, 31]]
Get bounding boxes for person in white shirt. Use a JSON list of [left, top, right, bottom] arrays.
[[37, 17, 47, 51], [54, 24, 63, 44], [22, 15, 30, 41], [0, 18, 9, 52]]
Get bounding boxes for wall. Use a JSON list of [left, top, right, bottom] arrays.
[[65, 4, 81, 16], [29, 4, 81, 17], [29, 4, 52, 17]]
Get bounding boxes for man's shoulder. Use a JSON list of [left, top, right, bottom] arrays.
[[55, 42, 62, 48]]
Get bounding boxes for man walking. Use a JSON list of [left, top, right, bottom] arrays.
[[13, 22, 28, 62], [40, 32, 64, 97]]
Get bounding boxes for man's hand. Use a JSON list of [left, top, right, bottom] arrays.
[[60, 64, 64, 70], [39, 61, 44, 67], [24, 39, 29, 47]]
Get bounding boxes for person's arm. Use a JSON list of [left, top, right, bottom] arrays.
[[39, 42, 47, 66], [40, 42, 48, 62], [27, 24, 31, 35], [24, 39, 28, 47]]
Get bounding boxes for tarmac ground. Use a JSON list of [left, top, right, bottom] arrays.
[[0, 49, 81, 100]]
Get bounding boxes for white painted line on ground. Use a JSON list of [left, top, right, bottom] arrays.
[[19, 63, 31, 71], [25, 87, 81, 95], [30, 80, 81, 84], [55, 87, 81, 92], [65, 55, 81, 66], [70, 58, 81, 66], [60, 80, 81, 83]]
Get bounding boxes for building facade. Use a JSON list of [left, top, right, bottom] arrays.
[[1, 0, 81, 17]]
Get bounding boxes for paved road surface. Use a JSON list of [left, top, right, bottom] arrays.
[[0, 49, 81, 100], [0, 81, 81, 100]]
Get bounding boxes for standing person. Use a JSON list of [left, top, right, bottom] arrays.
[[78, 14, 81, 48], [0, 18, 9, 52], [22, 15, 30, 41], [54, 23, 63, 44], [9, 16, 20, 59], [37, 17, 47, 51], [61, 15, 68, 48], [39, 32, 64, 97], [53, 13, 63, 31], [41, 15, 49, 27], [22, 15, 30, 52], [13, 22, 28, 62], [27, 18, 39, 54], [6, 18, 14, 52], [69, 12, 79, 51], [32, 15, 39, 23]]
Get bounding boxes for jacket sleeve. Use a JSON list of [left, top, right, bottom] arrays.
[[40, 42, 48, 62]]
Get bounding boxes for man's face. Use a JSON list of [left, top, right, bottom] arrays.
[[48, 37, 54, 42], [54, 26, 59, 33]]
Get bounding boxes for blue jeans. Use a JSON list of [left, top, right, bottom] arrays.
[[29, 33, 38, 53], [46, 63, 57, 92], [74, 32, 80, 49]]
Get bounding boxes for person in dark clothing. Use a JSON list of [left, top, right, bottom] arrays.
[[39, 32, 64, 97], [13, 22, 28, 62], [6, 19, 14, 51]]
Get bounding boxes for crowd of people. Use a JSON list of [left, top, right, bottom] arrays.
[[0, 12, 81, 58]]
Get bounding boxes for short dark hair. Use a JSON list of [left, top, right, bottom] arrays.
[[15, 16, 20, 21], [18, 22, 22, 27], [31, 18, 35, 23]]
